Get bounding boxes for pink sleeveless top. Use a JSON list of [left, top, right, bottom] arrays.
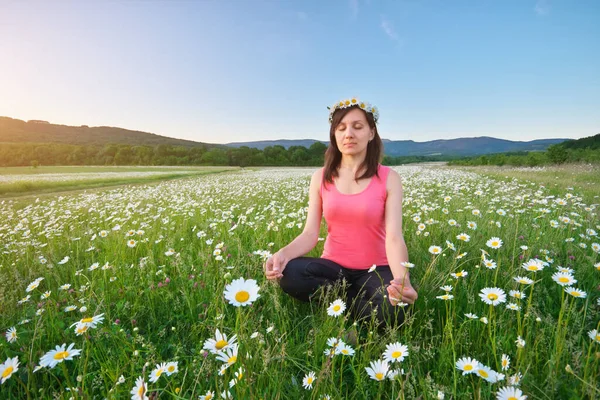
[[320, 164, 390, 269]]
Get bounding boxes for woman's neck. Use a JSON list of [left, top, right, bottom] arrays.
[[339, 154, 367, 174]]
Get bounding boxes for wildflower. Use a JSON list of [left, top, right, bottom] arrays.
[[522, 259, 545, 273], [0, 356, 19, 384], [39, 343, 82, 369], [440, 285, 453, 292], [383, 342, 409, 363], [338, 342, 355, 356], [483, 259, 497, 269], [465, 313, 478, 319], [506, 303, 521, 311], [451, 270, 468, 279], [74, 322, 90, 336], [26, 277, 44, 292], [509, 372, 523, 386], [127, 239, 137, 248], [64, 305, 77, 312], [199, 391, 215, 400], [429, 246, 442, 255], [365, 359, 389, 381], [59, 284, 71, 290], [5, 327, 17, 343], [437, 294, 454, 301], [165, 248, 176, 256], [552, 272, 576, 286], [400, 261, 415, 268], [302, 371, 316, 390], [58, 256, 69, 265], [456, 233, 470, 242], [480, 317, 489, 324], [229, 367, 244, 388], [149, 362, 167, 383], [496, 386, 527, 400], [501, 354, 510, 371], [486, 237, 503, 249], [456, 357, 479, 375], [70, 313, 104, 329], [223, 278, 260, 307], [479, 287, 507, 306], [215, 343, 238, 365], [130, 376, 148, 400], [327, 299, 347, 317], [515, 336, 526, 348], [203, 329, 237, 354], [564, 287, 587, 298], [509, 290, 526, 299], [467, 221, 477, 230], [588, 329, 600, 343], [368, 264, 376, 272], [165, 361, 178, 375], [513, 276, 533, 285]]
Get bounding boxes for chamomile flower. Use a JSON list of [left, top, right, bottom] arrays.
[[522, 259, 545, 273], [496, 386, 527, 400], [440, 285, 453, 292], [456, 233, 470, 242], [130, 376, 148, 400], [479, 287, 507, 306], [465, 313, 479, 319], [199, 391, 215, 400], [552, 272, 576, 286], [74, 322, 90, 336], [302, 371, 316, 390], [437, 294, 454, 301], [429, 245, 442, 255], [588, 329, 600, 343], [509, 290, 526, 299], [383, 342, 409, 363], [564, 287, 587, 298], [39, 343, 82, 369], [365, 359, 389, 381], [467, 221, 477, 230], [456, 357, 479, 375], [70, 313, 104, 329], [327, 299, 346, 317], [483, 259, 497, 269], [338, 342, 355, 356], [451, 270, 468, 279], [26, 277, 44, 292], [501, 354, 510, 371], [5, 327, 17, 343], [127, 239, 137, 248], [486, 237, 503, 249], [149, 362, 167, 383], [474, 364, 497, 382], [513, 276, 533, 285], [223, 277, 260, 307], [0, 356, 19, 384], [515, 336, 526, 348], [203, 329, 237, 354], [506, 303, 521, 311]]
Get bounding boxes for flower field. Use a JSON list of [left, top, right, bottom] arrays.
[[0, 166, 598, 399]]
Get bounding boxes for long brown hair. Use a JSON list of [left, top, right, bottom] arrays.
[[323, 105, 383, 184]]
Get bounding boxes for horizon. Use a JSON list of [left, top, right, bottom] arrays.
[[1, 1, 599, 144]]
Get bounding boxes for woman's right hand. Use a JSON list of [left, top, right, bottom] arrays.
[[265, 251, 289, 280]]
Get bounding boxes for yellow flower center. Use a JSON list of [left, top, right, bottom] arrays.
[[478, 370, 489, 378], [570, 291, 580, 297], [492, 241, 499, 247], [464, 365, 473, 371], [53, 351, 69, 360], [205, 395, 212, 400], [215, 340, 228, 350], [375, 372, 384, 380], [558, 277, 569, 283], [508, 397, 517, 400], [81, 317, 93, 323], [456, 272, 463, 276], [2, 366, 14, 378], [528, 266, 538, 271], [342, 349, 349, 354], [235, 291, 250, 303], [488, 294, 498, 300], [595, 334, 600, 341], [168, 366, 175, 372], [333, 305, 341, 312], [156, 369, 163, 377], [392, 351, 403, 359], [138, 384, 145, 397], [77, 326, 88, 334], [307, 377, 314, 384], [502, 360, 508, 367], [228, 356, 237, 364]]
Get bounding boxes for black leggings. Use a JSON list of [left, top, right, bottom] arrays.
[[279, 257, 408, 329]]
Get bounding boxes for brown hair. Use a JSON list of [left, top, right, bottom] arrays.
[[323, 105, 383, 184]]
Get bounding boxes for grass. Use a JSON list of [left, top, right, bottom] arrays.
[[0, 166, 598, 399]]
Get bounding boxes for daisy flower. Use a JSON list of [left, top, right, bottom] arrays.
[[479, 287, 507, 306], [440, 285, 453, 292], [501, 354, 510, 371], [338, 342, 355, 356], [0, 356, 19, 384], [506, 303, 521, 311], [368, 264, 376, 273], [165, 361, 178, 375], [486, 237, 503, 249], [465, 313, 478, 319], [588, 329, 600, 343], [521, 259, 545, 273], [496, 386, 527, 400], [456, 357, 479, 375], [130, 376, 148, 400], [365, 359, 389, 381], [74, 322, 90, 336], [199, 391, 215, 400], [474, 364, 497, 382], [483, 259, 497, 269], [215, 343, 238, 365], [223, 278, 260, 307], [437, 294, 454, 301], [5, 327, 17, 343], [127, 239, 137, 248], [552, 272, 576, 286], [203, 329, 237, 354], [383, 342, 409, 363], [509, 290, 526, 299], [26, 277, 44, 293], [467, 221, 477, 230], [456, 233, 470, 242], [513, 276, 533, 285], [509, 372, 523, 386], [564, 287, 587, 298], [302, 371, 316, 390], [39, 343, 82, 369], [429, 246, 442, 255], [327, 299, 346, 317], [70, 313, 104, 329], [149, 362, 168, 383], [515, 336, 526, 348], [451, 270, 468, 279]]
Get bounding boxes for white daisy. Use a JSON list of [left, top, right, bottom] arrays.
[[588, 329, 600, 343], [223, 278, 260, 307], [496, 386, 527, 400], [501, 354, 510, 371], [302, 371, 316, 390], [486, 237, 503, 249], [130, 376, 148, 400], [327, 299, 346, 317], [456, 233, 470, 242], [215, 343, 238, 365], [0, 356, 19, 384], [382, 342, 409, 363], [564, 287, 587, 298], [203, 329, 237, 354], [521, 258, 545, 273], [456, 357, 479, 375], [39, 343, 82, 369], [451, 270, 468, 279], [551, 272, 576, 286], [429, 245, 442, 255], [479, 287, 507, 306], [149, 362, 167, 383], [5, 327, 17, 343], [365, 359, 389, 381]]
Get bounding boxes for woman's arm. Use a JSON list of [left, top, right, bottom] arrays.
[[265, 168, 323, 279], [384, 169, 418, 304]]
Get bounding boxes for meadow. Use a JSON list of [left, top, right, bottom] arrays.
[[0, 165, 598, 399]]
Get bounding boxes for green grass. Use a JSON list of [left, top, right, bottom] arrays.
[[0, 166, 598, 399]]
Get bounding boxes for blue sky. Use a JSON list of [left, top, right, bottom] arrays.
[[1, 0, 599, 144]]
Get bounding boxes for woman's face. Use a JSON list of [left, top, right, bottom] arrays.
[[333, 108, 374, 157]]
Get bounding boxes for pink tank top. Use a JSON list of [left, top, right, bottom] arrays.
[[320, 164, 390, 269]]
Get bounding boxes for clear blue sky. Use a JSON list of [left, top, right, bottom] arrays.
[[1, 0, 599, 144]]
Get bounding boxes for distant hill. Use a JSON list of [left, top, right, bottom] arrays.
[[556, 133, 600, 150], [0, 116, 219, 148], [226, 137, 569, 157]]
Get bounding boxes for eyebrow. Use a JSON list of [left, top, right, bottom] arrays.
[[338, 120, 365, 124]]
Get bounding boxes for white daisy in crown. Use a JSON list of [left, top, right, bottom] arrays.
[[328, 97, 379, 124]]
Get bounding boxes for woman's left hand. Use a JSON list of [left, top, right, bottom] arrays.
[[386, 278, 418, 306]]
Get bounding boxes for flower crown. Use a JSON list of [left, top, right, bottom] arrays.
[[327, 97, 379, 124]]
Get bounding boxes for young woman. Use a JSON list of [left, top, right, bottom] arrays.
[[264, 98, 418, 329]]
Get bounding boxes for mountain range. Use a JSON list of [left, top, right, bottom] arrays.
[[1, 116, 569, 157]]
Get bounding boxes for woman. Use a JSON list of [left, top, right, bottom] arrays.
[[264, 97, 418, 329]]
